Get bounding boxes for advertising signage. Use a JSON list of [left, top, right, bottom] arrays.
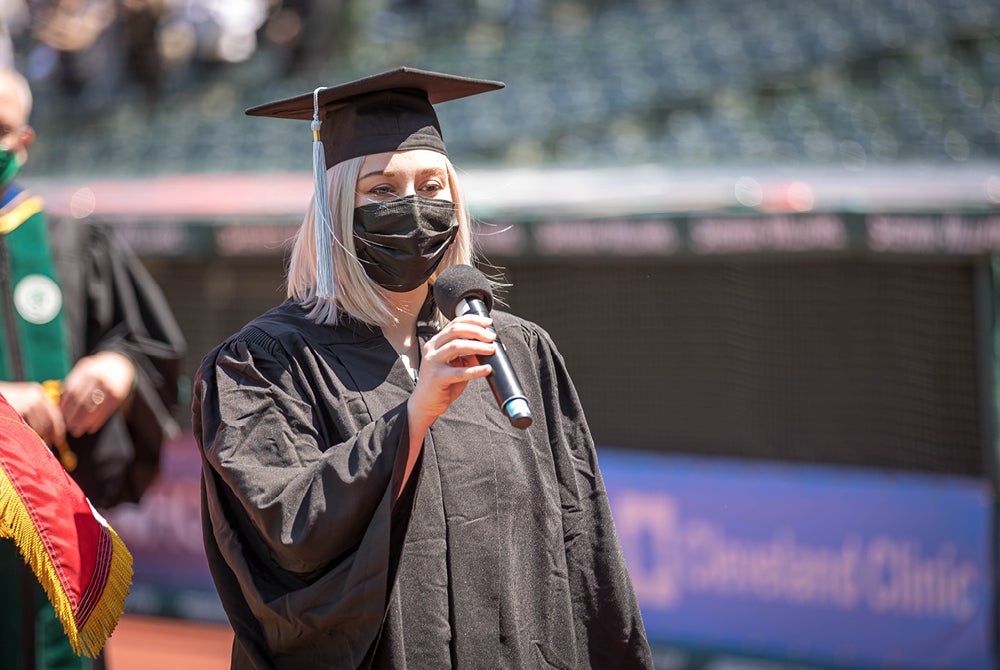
[[97, 212, 1000, 259], [601, 449, 994, 669]]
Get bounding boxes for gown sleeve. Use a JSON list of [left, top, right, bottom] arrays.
[[197, 329, 408, 574], [193, 324, 409, 665]]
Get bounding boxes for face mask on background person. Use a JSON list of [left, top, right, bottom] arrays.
[[352, 194, 458, 292], [0, 147, 23, 189]]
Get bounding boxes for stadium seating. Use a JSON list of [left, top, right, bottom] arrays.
[[20, 0, 1000, 176]]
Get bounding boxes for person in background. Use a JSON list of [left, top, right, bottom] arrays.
[[0, 65, 187, 670], [193, 67, 653, 668]]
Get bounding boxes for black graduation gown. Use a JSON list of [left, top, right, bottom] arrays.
[[193, 299, 653, 669]]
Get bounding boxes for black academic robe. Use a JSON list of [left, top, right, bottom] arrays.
[[193, 299, 653, 669], [50, 218, 186, 507]]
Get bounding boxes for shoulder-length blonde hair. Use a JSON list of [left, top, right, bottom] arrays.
[[286, 154, 475, 328]]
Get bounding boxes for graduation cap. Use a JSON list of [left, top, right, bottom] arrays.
[[246, 67, 505, 298], [246, 66, 506, 167]]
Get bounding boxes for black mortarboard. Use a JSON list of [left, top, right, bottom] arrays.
[[246, 66, 505, 167], [245, 67, 505, 299]]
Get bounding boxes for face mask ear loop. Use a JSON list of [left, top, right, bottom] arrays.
[[312, 87, 336, 298]]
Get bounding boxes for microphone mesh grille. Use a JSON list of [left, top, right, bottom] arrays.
[[433, 264, 494, 319]]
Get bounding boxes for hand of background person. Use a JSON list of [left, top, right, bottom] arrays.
[[0, 381, 66, 447], [60, 350, 136, 438], [406, 314, 496, 438]]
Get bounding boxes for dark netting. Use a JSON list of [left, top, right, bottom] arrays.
[[502, 258, 986, 477], [141, 255, 288, 418], [149, 251, 987, 477]]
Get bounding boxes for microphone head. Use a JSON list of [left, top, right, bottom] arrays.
[[433, 264, 494, 319]]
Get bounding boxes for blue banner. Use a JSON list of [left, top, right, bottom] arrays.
[[599, 449, 995, 669]]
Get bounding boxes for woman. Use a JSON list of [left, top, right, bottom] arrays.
[[193, 67, 653, 669]]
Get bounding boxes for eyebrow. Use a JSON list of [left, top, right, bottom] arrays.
[[358, 166, 447, 182], [359, 169, 391, 181]]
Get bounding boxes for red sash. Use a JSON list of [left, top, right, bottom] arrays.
[[0, 392, 132, 657]]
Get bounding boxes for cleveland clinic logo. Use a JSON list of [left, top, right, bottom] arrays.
[[612, 490, 981, 621]]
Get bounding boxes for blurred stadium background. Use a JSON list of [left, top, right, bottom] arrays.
[[4, 0, 1000, 668]]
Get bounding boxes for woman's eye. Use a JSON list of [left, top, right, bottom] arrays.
[[368, 185, 394, 196], [421, 183, 443, 194]]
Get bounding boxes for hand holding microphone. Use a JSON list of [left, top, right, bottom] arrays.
[[407, 312, 495, 437], [433, 265, 533, 429]]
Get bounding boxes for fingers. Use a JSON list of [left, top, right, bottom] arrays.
[[60, 383, 112, 438], [60, 351, 136, 437], [0, 381, 66, 446], [27, 401, 66, 448], [419, 341, 494, 386], [422, 314, 496, 367], [406, 315, 497, 430]]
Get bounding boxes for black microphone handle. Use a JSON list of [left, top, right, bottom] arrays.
[[459, 297, 533, 429]]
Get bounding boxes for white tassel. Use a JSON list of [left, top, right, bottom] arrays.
[[312, 87, 335, 298]]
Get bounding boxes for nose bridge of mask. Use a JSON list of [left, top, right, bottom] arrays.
[[357, 195, 455, 231], [380, 193, 448, 213]]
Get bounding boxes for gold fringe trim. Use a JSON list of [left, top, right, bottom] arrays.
[[0, 462, 133, 658], [77, 525, 133, 657]]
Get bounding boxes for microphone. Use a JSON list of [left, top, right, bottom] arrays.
[[433, 265, 533, 429]]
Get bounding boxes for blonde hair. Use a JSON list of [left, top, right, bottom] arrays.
[[287, 154, 475, 328]]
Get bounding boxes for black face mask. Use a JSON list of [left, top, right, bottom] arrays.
[[353, 195, 458, 292]]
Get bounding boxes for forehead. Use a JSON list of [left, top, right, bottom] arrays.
[[358, 149, 449, 174], [0, 78, 26, 126]]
